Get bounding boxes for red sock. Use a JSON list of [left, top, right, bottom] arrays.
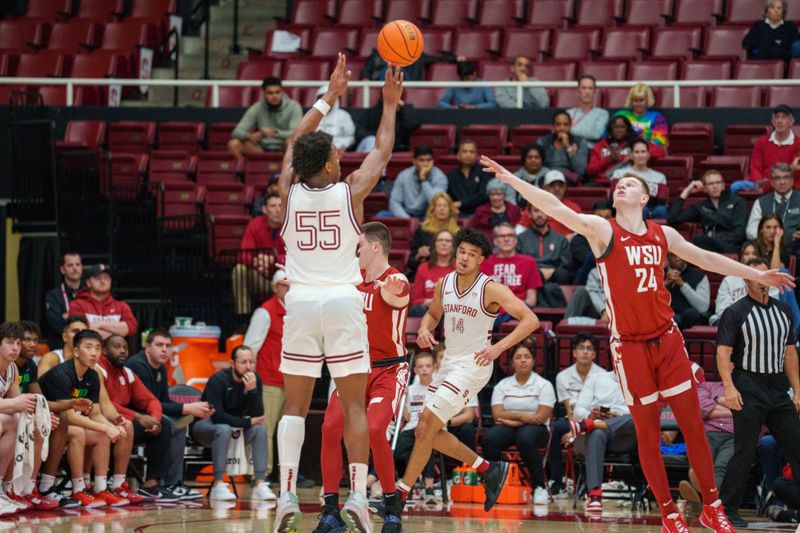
[[473, 458, 490, 473], [629, 401, 677, 517], [320, 393, 345, 495]]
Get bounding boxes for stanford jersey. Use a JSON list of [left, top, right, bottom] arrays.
[[440, 271, 497, 357], [358, 267, 408, 362], [596, 219, 674, 340]]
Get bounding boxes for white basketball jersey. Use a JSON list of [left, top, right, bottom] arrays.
[[0, 363, 17, 398], [280, 181, 362, 286], [440, 271, 497, 358]]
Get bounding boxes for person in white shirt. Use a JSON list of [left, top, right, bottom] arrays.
[[481, 344, 555, 505], [567, 75, 609, 148], [314, 84, 356, 151], [566, 371, 636, 512], [710, 241, 777, 325]]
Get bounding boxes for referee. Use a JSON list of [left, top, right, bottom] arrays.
[[716, 258, 800, 528]]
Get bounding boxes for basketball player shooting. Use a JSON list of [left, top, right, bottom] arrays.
[[273, 54, 403, 533], [481, 156, 795, 533], [396, 228, 540, 515]]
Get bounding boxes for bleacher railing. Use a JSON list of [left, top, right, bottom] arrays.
[[2, 78, 800, 108]]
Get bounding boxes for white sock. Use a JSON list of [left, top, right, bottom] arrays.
[[83, 474, 91, 488], [39, 474, 55, 493], [277, 415, 305, 494], [21, 479, 35, 496], [349, 463, 368, 498], [112, 474, 126, 489], [94, 476, 107, 493], [72, 477, 86, 494]]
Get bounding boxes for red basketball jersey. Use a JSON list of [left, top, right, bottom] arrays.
[[358, 267, 408, 362], [596, 219, 674, 341]]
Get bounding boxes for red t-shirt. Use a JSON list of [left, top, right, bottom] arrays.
[[749, 133, 800, 188], [241, 216, 286, 261], [479, 253, 543, 301], [410, 263, 454, 306]]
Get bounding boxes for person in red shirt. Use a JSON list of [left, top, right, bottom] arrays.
[[750, 105, 800, 189], [468, 179, 521, 238], [410, 229, 455, 317], [586, 115, 637, 185], [516, 170, 581, 237], [233, 192, 287, 316], [68, 265, 137, 339]]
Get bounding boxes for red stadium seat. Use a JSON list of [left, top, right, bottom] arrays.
[[208, 86, 254, 108], [669, 123, 714, 158], [388, 250, 411, 272], [260, 28, 311, 60], [345, 86, 379, 108], [130, 0, 176, 18], [283, 59, 330, 81], [0, 20, 44, 52], [479, 61, 513, 81], [650, 27, 703, 60], [427, 0, 478, 27], [523, 0, 575, 28], [404, 88, 441, 108], [339, 152, 367, 177], [306, 28, 359, 58], [276, 0, 335, 27], [364, 192, 389, 219], [735, 60, 785, 80], [108, 152, 148, 191], [510, 125, 552, 152], [15, 52, 65, 78], [417, 29, 453, 56], [384, 152, 414, 181], [710, 86, 763, 107], [478, 0, 525, 27], [357, 29, 379, 58], [553, 88, 580, 107], [574, 0, 624, 28], [766, 86, 800, 108], [77, 0, 123, 21], [701, 27, 748, 60], [0, 53, 18, 76], [409, 124, 457, 155], [651, 156, 694, 195], [243, 153, 283, 189], [204, 183, 254, 217], [47, 21, 98, 54], [531, 61, 577, 81], [158, 122, 205, 154], [791, 60, 800, 79], [623, 0, 673, 26], [452, 29, 501, 60], [149, 150, 196, 184], [57, 120, 106, 150], [696, 155, 749, 182], [108, 121, 156, 153], [546, 29, 600, 61], [659, 87, 707, 108], [502, 29, 550, 59], [566, 187, 608, 211], [628, 60, 679, 80], [724, 0, 765, 25], [25, 0, 72, 21], [207, 123, 237, 151], [580, 61, 627, 80], [603, 87, 641, 108], [236, 60, 283, 80], [209, 214, 251, 255], [682, 60, 731, 80], [283, 87, 318, 108], [336, 0, 381, 26], [100, 21, 151, 51], [426, 63, 458, 81], [71, 52, 121, 78], [196, 151, 244, 185], [460, 124, 509, 155], [158, 182, 204, 218], [600, 28, 650, 60], [670, 0, 722, 25], [724, 125, 770, 155], [36, 86, 73, 106], [383, 0, 430, 23]]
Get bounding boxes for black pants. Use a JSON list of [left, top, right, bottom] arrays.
[[674, 307, 706, 330], [394, 429, 436, 479], [548, 418, 571, 487], [481, 423, 549, 488], [133, 416, 174, 482], [720, 370, 800, 512], [449, 423, 476, 452], [774, 477, 800, 509]]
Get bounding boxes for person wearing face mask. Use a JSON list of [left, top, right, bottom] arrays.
[[536, 111, 589, 183], [567, 75, 609, 148], [613, 84, 668, 159], [68, 265, 137, 340], [229, 77, 302, 156], [610, 140, 668, 220], [494, 55, 549, 109], [45, 252, 85, 349], [743, 0, 800, 61]]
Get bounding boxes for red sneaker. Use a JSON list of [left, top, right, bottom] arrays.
[[24, 489, 60, 511], [93, 490, 129, 507], [662, 512, 690, 533], [113, 483, 145, 505], [6, 490, 33, 511], [72, 491, 105, 508], [700, 501, 737, 533]]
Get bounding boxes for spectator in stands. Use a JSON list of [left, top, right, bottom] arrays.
[[387, 145, 448, 218], [611, 142, 668, 219], [614, 83, 668, 159], [766, 466, 800, 523], [749, 106, 800, 186], [446, 140, 492, 216], [754, 216, 800, 332], [68, 264, 137, 339], [407, 192, 460, 278], [244, 270, 288, 479], [45, 252, 84, 349], [232, 192, 286, 318], [567, 370, 636, 512], [437, 60, 496, 109], [228, 77, 302, 156], [567, 75, 609, 148], [494, 55, 549, 109], [480, 223, 542, 323], [409, 230, 454, 317], [355, 97, 419, 152], [360, 49, 456, 83], [190, 346, 272, 501], [537, 111, 589, 183], [570, 202, 613, 283], [748, 163, 800, 242], [564, 268, 607, 320], [314, 84, 355, 151], [536, 170, 582, 238], [668, 169, 748, 253], [665, 252, 710, 329], [743, 0, 800, 61], [586, 115, 637, 185], [127, 329, 210, 500], [711, 242, 766, 325], [513, 144, 550, 190], [518, 205, 573, 307], [482, 344, 555, 505], [469, 180, 521, 238]]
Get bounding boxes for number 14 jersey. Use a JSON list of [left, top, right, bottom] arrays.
[[596, 219, 674, 341], [440, 271, 497, 358]]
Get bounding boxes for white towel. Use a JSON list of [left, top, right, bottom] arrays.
[[225, 429, 253, 477], [12, 394, 51, 492]]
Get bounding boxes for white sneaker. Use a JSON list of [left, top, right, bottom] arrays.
[[533, 486, 549, 505], [340, 491, 373, 533], [252, 483, 278, 501], [0, 501, 16, 517], [0, 492, 26, 510], [368, 481, 383, 500], [274, 492, 301, 533], [209, 483, 237, 501]]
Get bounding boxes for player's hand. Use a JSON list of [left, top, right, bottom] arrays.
[[480, 155, 519, 186], [474, 344, 503, 367], [381, 275, 409, 297], [417, 327, 438, 349], [382, 64, 404, 107], [242, 372, 257, 392], [73, 398, 92, 414], [755, 268, 796, 292], [15, 394, 37, 413], [327, 52, 351, 99], [723, 384, 743, 411]]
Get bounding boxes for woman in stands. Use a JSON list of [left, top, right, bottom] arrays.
[[756, 213, 791, 269], [513, 144, 550, 188], [743, 0, 800, 61], [614, 83, 668, 159], [480, 344, 555, 506], [409, 229, 455, 317], [406, 192, 460, 278], [586, 115, 637, 185]]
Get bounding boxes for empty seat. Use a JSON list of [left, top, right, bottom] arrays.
[[130, 0, 176, 19], [384, 152, 415, 180], [682, 60, 731, 80], [71, 52, 120, 78], [100, 21, 151, 51], [158, 122, 205, 153], [357, 29, 379, 58], [696, 155, 749, 182], [339, 153, 366, 178], [669, 123, 714, 157], [409, 124, 456, 155], [77, 0, 123, 21], [710, 87, 762, 107], [207, 123, 237, 151], [277, 0, 334, 27], [670, 0, 721, 25], [108, 121, 156, 153], [204, 183, 254, 217], [531, 61, 577, 80], [383, 0, 430, 23], [724, 125, 770, 155], [604, 87, 643, 108], [479, 61, 513, 81], [26, 0, 72, 21], [502, 29, 550, 59], [0, 20, 43, 52], [580, 61, 627, 80], [766, 86, 800, 108], [427, 0, 478, 27], [791, 60, 800, 79], [208, 86, 254, 108], [735, 60, 785, 80], [345, 86, 380, 108], [553, 88, 580, 107], [370, 217, 419, 249], [624, 0, 673, 26], [629, 61, 680, 80], [702, 27, 748, 60], [108, 152, 148, 191], [47, 20, 98, 54], [565, 187, 608, 211], [236, 60, 283, 80], [149, 150, 196, 183], [209, 214, 251, 255], [651, 27, 703, 60], [523, 0, 575, 28], [478, 0, 525, 27], [196, 151, 243, 184], [510, 125, 552, 152], [451, 29, 501, 59], [651, 156, 694, 193], [364, 192, 389, 219], [600, 28, 650, 60], [307, 28, 359, 58], [724, 0, 764, 25], [57, 120, 106, 149], [659, 87, 707, 108], [261, 27, 311, 60], [404, 88, 441, 108], [336, 0, 381, 26], [574, 0, 624, 27], [243, 153, 283, 188], [460, 124, 508, 154], [426, 62, 458, 81], [283, 60, 330, 81], [15, 52, 65, 78], [546, 29, 600, 61]]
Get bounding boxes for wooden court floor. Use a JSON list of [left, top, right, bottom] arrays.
[[2, 487, 795, 532]]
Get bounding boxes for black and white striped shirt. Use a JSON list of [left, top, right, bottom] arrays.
[[717, 295, 795, 374]]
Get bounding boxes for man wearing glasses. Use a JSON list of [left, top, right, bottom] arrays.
[[746, 163, 800, 241], [494, 55, 549, 109]]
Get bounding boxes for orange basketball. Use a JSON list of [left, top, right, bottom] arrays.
[[377, 20, 424, 67]]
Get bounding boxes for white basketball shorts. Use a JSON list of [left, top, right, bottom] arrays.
[[424, 354, 492, 424]]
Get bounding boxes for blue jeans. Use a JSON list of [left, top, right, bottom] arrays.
[[643, 204, 668, 219]]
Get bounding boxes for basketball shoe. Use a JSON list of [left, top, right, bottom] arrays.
[[274, 492, 302, 533], [340, 491, 373, 533], [662, 512, 690, 533], [482, 461, 510, 512], [700, 501, 737, 532]]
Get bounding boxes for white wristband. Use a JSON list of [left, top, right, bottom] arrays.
[[313, 99, 331, 116]]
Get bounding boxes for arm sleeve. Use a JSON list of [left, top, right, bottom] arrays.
[[716, 305, 740, 347], [730, 196, 748, 242], [667, 197, 695, 225], [474, 88, 496, 109], [275, 102, 303, 140], [570, 138, 589, 176], [207, 377, 251, 428], [746, 201, 762, 240], [494, 87, 514, 109], [389, 176, 411, 218], [115, 403, 136, 421], [679, 275, 710, 314], [460, 174, 490, 211], [539, 381, 556, 407], [131, 377, 163, 419], [529, 86, 549, 109], [437, 88, 455, 108], [555, 372, 568, 402], [232, 105, 258, 140], [742, 23, 758, 49], [696, 384, 716, 418], [246, 375, 264, 417], [119, 302, 138, 335], [421, 169, 448, 201], [243, 308, 271, 356], [490, 381, 504, 406], [586, 141, 611, 179], [68, 299, 86, 319], [586, 268, 606, 313], [45, 289, 65, 336]]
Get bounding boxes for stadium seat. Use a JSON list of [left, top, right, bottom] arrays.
[[600, 28, 650, 60], [682, 326, 719, 379], [384, 152, 414, 181], [0, 53, 17, 77], [208, 86, 254, 108], [604, 87, 641, 108], [523, 0, 575, 28], [426, 63, 458, 81], [623, 0, 673, 26], [479, 61, 513, 81], [553, 88, 580, 107], [670, 0, 722, 25], [791, 60, 800, 79], [35, 85, 73, 105], [357, 29, 379, 58], [452, 29, 501, 60], [409, 124, 457, 155], [555, 320, 611, 369], [57, 120, 106, 150], [108, 121, 156, 153], [696, 155, 749, 182], [710, 87, 763, 107], [158, 122, 205, 154], [306, 28, 359, 58], [477, 0, 525, 27], [130, 0, 176, 18], [388, 250, 411, 272], [531, 61, 577, 81], [47, 20, 98, 54], [573, 0, 624, 28], [345, 86, 380, 108], [236, 60, 283, 80], [108, 152, 148, 191], [336, 0, 381, 26], [502, 29, 550, 59], [100, 21, 152, 51], [765, 86, 800, 108], [651, 156, 694, 196], [283, 87, 318, 108], [0, 20, 44, 52], [669, 122, 714, 159], [149, 150, 196, 184], [243, 153, 283, 188], [283, 59, 330, 81], [339, 152, 366, 178], [510, 125, 552, 152], [734, 60, 785, 80], [546, 29, 600, 61], [427, 0, 478, 27], [650, 27, 703, 60], [724, 125, 770, 155], [276, 0, 334, 27], [383, 0, 430, 24], [404, 88, 441, 108], [371, 217, 419, 250], [15, 52, 65, 78], [566, 187, 608, 212], [701, 27, 748, 60], [158, 182, 205, 218], [579, 61, 627, 81], [77, 0, 123, 21], [209, 214, 251, 255], [25, 0, 72, 21], [724, 0, 764, 25], [659, 87, 707, 108], [260, 28, 311, 60], [364, 192, 389, 219], [71, 52, 121, 78], [196, 151, 244, 185], [204, 183, 254, 217], [681, 60, 731, 80], [459, 124, 508, 155], [628, 60, 679, 80]]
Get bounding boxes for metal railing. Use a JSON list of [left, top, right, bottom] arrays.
[[1, 77, 799, 108]]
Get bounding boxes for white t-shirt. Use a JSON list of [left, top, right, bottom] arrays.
[[491, 373, 555, 413], [555, 363, 605, 406], [573, 371, 629, 419]]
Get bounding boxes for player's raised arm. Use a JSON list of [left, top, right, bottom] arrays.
[[663, 225, 795, 290], [481, 155, 611, 242], [277, 53, 352, 205], [416, 277, 444, 349], [474, 282, 540, 367]]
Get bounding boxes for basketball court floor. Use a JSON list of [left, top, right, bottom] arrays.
[[3, 487, 792, 533]]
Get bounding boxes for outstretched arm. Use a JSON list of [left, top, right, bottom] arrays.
[[663, 225, 795, 290], [474, 282, 540, 367]]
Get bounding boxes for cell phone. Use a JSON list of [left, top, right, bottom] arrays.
[[600, 406, 610, 414]]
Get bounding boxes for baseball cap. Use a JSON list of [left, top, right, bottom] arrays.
[[272, 269, 288, 284], [88, 263, 111, 278], [543, 170, 566, 186], [773, 104, 794, 116]]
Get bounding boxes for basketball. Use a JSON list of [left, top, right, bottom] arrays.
[[377, 20, 424, 67]]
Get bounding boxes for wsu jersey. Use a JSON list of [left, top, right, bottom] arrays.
[[596, 219, 674, 340], [440, 271, 497, 358], [358, 267, 409, 362], [280, 181, 361, 286]]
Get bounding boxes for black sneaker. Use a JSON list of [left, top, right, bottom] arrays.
[[725, 510, 749, 529], [382, 513, 402, 533], [137, 486, 162, 501], [42, 489, 80, 509], [311, 510, 347, 533], [167, 484, 202, 501], [153, 486, 182, 503], [482, 461, 510, 512], [297, 475, 315, 489]]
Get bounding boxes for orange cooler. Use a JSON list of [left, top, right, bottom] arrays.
[[169, 324, 223, 390]]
